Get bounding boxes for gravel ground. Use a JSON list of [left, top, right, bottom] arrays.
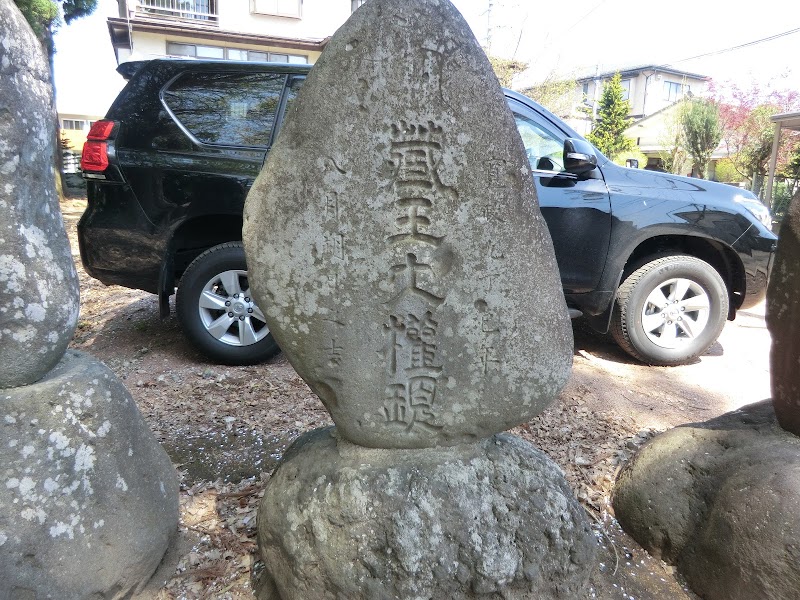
[[61, 196, 771, 599]]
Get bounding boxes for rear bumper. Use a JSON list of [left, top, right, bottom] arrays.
[[77, 185, 165, 295]]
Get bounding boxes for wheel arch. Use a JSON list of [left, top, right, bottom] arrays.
[[620, 235, 745, 319], [156, 214, 244, 316], [171, 214, 245, 279]]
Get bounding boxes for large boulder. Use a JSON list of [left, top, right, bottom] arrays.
[[0, 0, 80, 389], [258, 428, 596, 600], [767, 189, 800, 434], [612, 401, 800, 600], [0, 351, 179, 599], [243, 0, 572, 449]]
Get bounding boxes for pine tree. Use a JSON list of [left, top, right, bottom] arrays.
[[587, 72, 635, 159]]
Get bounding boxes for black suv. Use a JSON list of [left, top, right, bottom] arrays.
[[78, 59, 776, 366]]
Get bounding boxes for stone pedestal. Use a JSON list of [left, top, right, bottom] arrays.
[[258, 428, 595, 600], [0, 351, 179, 599], [613, 401, 800, 600], [1, 3, 179, 597]]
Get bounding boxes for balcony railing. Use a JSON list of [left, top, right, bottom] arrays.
[[135, 0, 219, 25]]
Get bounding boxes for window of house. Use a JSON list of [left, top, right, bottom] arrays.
[[167, 42, 224, 59], [251, 0, 302, 18], [168, 43, 308, 64], [352, 0, 367, 12], [62, 119, 87, 130], [581, 81, 589, 97], [620, 78, 631, 101], [163, 71, 286, 147], [227, 48, 249, 61], [195, 45, 224, 59], [664, 81, 690, 102], [167, 42, 196, 57]]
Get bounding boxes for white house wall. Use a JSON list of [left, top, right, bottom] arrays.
[[218, 0, 351, 39]]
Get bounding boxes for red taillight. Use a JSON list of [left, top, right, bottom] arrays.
[[80, 120, 116, 172], [87, 120, 115, 140], [80, 141, 108, 171]]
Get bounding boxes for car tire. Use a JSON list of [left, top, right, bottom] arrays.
[[176, 242, 280, 365], [610, 255, 729, 366]]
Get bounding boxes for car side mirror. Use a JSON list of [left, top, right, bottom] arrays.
[[563, 138, 597, 176]]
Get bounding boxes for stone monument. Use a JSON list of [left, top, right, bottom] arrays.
[[0, 3, 179, 597], [767, 189, 800, 435], [244, 1, 595, 598], [612, 192, 800, 599]]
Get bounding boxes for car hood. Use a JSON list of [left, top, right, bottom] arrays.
[[602, 162, 754, 206]]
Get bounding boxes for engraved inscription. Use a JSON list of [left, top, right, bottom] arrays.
[[480, 346, 501, 374], [324, 232, 345, 261], [388, 198, 444, 247], [487, 158, 508, 188], [388, 252, 444, 306], [388, 121, 456, 201], [381, 312, 443, 433], [379, 121, 457, 433], [324, 338, 343, 368], [324, 192, 340, 221]]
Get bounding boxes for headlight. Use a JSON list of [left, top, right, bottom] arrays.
[[734, 195, 772, 231]]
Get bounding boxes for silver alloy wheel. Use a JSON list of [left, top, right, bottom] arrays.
[[641, 277, 711, 349], [197, 269, 269, 347]]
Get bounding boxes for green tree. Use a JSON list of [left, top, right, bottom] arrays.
[[14, 0, 97, 54], [487, 55, 528, 88], [520, 70, 578, 119], [656, 103, 689, 174], [778, 142, 800, 200], [680, 99, 723, 179], [587, 73, 635, 159]]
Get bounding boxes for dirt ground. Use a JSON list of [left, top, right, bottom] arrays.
[[60, 196, 772, 599]]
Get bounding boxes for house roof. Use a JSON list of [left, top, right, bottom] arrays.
[[576, 64, 709, 83], [107, 17, 328, 54]]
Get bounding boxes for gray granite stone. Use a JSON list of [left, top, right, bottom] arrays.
[[613, 401, 800, 600], [0, 0, 80, 389], [244, 0, 572, 449], [258, 428, 596, 600], [767, 189, 800, 435], [0, 350, 179, 600]]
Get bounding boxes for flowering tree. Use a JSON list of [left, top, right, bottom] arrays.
[[713, 82, 800, 199]]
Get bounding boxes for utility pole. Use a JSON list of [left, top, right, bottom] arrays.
[[486, 0, 494, 54]]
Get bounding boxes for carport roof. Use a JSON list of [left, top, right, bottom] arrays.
[[771, 111, 800, 131], [765, 111, 800, 204]]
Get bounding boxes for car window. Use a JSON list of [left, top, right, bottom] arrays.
[[515, 113, 565, 172], [283, 75, 305, 115], [163, 71, 286, 147]]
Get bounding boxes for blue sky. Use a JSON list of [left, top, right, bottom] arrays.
[[53, 0, 800, 116]]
